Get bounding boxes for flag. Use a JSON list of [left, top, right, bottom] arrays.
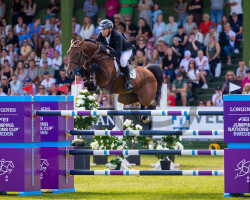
[[56, 85, 68, 95], [229, 83, 241, 94], [22, 84, 33, 95]]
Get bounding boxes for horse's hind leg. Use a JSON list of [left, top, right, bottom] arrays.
[[117, 93, 139, 105]]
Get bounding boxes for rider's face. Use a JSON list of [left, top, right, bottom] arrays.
[[101, 28, 111, 37]]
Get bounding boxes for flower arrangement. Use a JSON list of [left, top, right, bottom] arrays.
[[74, 89, 99, 131]]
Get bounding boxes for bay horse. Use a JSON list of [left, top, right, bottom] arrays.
[[67, 39, 163, 112]]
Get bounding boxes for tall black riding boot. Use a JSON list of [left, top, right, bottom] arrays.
[[121, 65, 134, 92]]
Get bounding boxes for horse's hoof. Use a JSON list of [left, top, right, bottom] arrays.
[[87, 83, 97, 91], [140, 116, 151, 124], [84, 82, 90, 87]]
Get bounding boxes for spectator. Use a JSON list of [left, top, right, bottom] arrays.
[[174, 0, 188, 25], [19, 38, 32, 61], [206, 34, 220, 76], [42, 40, 54, 59], [198, 100, 205, 106], [94, 17, 102, 35], [46, 0, 60, 20], [230, 12, 243, 42], [56, 68, 71, 88], [242, 69, 250, 89], [219, 23, 235, 65], [0, 88, 6, 96], [138, 0, 153, 29], [179, 50, 193, 73], [1, 49, 14, 67], [132, 49, 147, 67], [135, 36, 146, 54], [145, 42, 153, 61], [8, 43, 18, 63], [36, 85, 47, 96], [14, 16, 26, 36], [199, 14, 214, 36], [72, 72, 85, 88], [151, 48, 162, 65], [18, 28, 31, 47], [243, 83, 250, 95], [149, 3, 162, 24], [26, 59, 38, 84], [125, 17, 137, 43], [226, 0, 243, 23], [60, 56, 68, 70], [210, 0, 224, 26], [72, 17, 81, 37], [174, 25, 188, 47], [183, 14, 197, 35], [171, 36, 184, 59], [217, 14, 229, 33], [195, 50, 210, 89], [79, 16, 95, 39], [163, 16, 178, 46], [100, 96, 112, 108], [26, 17, 42, 52], [38, 59, 54, 82], [39, 50, 52, 67], [0, 0, 6, 23], [186, 33, 200, 58], [167, 88, 176, 106], [187, 60, 200, 101], [0, 37, 7, 50], [222, 70, 236, 95], [105, 0, 119, 22], [15, 61, 28, 83], [136, 18, 152, 40], [188, 0, 203, 27], [24, 77, 37, 95], [152, 14, 165, 43], [41, 19, 54, 42], [119, 0, 137, 23], [24, 0, 36, 24], [1, 76, 10, 95], [172, 71, 188, 106], [52, 50, 62, 75], [157, 38, 168, 57], [204, 25, 219, 46], [113, 14, 125, 30], [206, 99, 213, 106], [83, 0, 98, 26], [162, 47, 179, 82], [193, 26, 203, 45], [49, 83, 61, 95], [6, 27, 19, 50], [236, 60, 247, 80], [1, 18, 12, 36], [11, 0, 24, 26], [54, 36, 62, 56], [28, 50, 40, 66], [10, 73, 23, 95], [212, 86, 223, 106], [41, 71, 56, 93]]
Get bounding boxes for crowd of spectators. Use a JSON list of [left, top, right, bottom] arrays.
[[0, 0, 246, 108]]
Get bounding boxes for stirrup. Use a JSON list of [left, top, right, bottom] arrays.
[[125, 81, 134, 92]]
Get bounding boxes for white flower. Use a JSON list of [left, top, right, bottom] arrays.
[[148, 144, 154, 150], [80, 89, 88, 94], [76, 107, 85, 111], [106, 163, 117, 170], [156, 145, 163, 150], [117, 145, 123, 150], [111, 143, 115, 149], [176, 142, 184, 150], [126, 127, 133, 131], [123, 119, 133, 127], [135, 124, 143, 130], [77, 99, 85, 105], [122, 141, 126, 147], [163, 147, 169, 150], [78, 95, 85, 99], [90, 141, 99, 150]]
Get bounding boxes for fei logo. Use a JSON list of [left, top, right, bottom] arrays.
[[172, 116, 190, 130], [0, 159, 14, 182], [235, 159, 250, 179], [40, 159, 49, 180], [238, 117, 249, 122]]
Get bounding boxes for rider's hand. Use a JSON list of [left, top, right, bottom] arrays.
[[100, 45, 107, 52]]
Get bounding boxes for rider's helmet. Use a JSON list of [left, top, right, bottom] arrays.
[[98, 19, 114, 29]]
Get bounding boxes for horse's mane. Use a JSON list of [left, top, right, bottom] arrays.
[[74, 39, 99, 46]]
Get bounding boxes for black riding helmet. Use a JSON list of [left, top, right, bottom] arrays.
[[98, 19, 113, 29]]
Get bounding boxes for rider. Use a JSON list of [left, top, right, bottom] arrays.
[[95, 19, 135, 92]]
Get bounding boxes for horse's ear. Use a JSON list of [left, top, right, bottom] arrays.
[[71, 39, 74, 45], [79, 39, 85, 45]]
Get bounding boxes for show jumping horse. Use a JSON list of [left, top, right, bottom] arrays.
[[67, 39, 163, 115]]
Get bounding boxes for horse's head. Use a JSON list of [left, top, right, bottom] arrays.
[[66, 39, 85, 79]]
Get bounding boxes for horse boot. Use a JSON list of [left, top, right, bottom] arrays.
[[121, 65, 134, 92]]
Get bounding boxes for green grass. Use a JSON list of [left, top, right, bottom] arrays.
[[1, 155, 247, 200]]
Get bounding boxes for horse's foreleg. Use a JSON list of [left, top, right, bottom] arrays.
[[88, 63, 98, 91], [77, 67, 90, 88]]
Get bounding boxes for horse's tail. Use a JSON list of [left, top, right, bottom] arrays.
[[145, 64, 163, 104]]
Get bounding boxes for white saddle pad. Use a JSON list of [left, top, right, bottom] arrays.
[[114, 59, 136, 79]]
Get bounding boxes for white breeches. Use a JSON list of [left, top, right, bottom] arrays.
[[120, 49, 133, 67]]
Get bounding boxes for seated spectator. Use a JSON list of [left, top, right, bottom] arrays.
[[83, 0, 98, 26], [193, 26, 203, 45], [236, 60, 247, 80], [163, 16, 178, 46], [1, 60, 13, 82], [79, 16, 95, 39], [204, 25, 219, 46], [52, 50, 62, 76], [210, 0, 224, 26], [26, 16, 42, 51], [186, 33, 201, 58], [132, 49, 147, 67], [138, 0, 153, 29], [135, 36, 146, 55], [48, 83, 61, 95], [125, 17, 137, 43], [113, 14, 125, 30], [42, 41, 54, 59], [136, 18, 152, 40], [175, 25, 188, 47], [56, 68, 71, 87], [15, 61, 28, 83], [195, 50, 210, 89], [187, 60, 200, 101], [230, 12, 242, 51], [0, 38, 7, 50], [1, 18, 11, 37], [104, 0, 118, 22], [145, 42, 153, 61], [174, 0, 188, 26], [46, 0, 60, 20], [152, 14, 165, 43], [188, 0, 203, 27], [212, 86, 223, 106], [0, 76, 10, 95], [179, 50, 194, 73], [149, 3, 162, 24], [184, 14, 196, 35], [54, 18, 61, 36], [198, 100, 205, 106], [36, 85, 48, 96], [206, 34, 220, 76], [39, 50, 52, 67], [6, 27, 19, 52], [206, 99, 213, 106], [8, 43, 18, 64], [157, 38, 168, 57], [226, 0, 243, 23], [217, 14, 228, 33], [151, 48, 162, 65], [243, 83, 250, 95], [14, 16, 26, 36], [117, 24, 125, 35], [54, 36, 62, 56], [100, 95, 111, 108], [11, 0, 23, 26], [18, 27, 31, 47], [19, 38, 32, 61], [24, 0, 36, 24], [242, 68, 250, 89], [72, 17, 81, 37], [24, 77, 37, 95], [28, 50, 40, 66], [167, 88, 176, 106], [41, 71, 56, 93], [72, 72, 85, 88], [171, 36, 184, 59], [38, 59, 55, 82], [42, 18, 55, 43], [1, 49, 14, 67], [27, 59, 38, 84], [219, 23, 235, 65], [10, 73, 23, 95], [222, 70, 236, 95], [60, 56, 68, 70], [172, 71, 188, 106], [94, 17, 102, 35], [162, 47, 179, 82], [199, 14, 214, 36]]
